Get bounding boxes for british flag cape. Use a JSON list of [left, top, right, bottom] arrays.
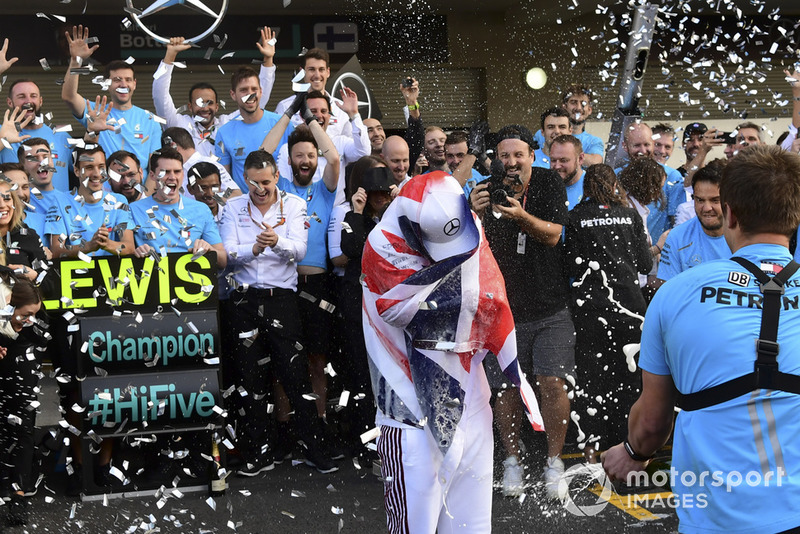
[[361, 172, 544, 463]]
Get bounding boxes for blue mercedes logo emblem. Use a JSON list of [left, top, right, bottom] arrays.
[[125, 0, 228, 44]]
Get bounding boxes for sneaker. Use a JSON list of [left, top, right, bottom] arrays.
[[271, 438, 295, 465], [502, 456, 525, 497], [303, 449, 339, 474], [236, 454, 274, 477], [544, 456, 566, 500]]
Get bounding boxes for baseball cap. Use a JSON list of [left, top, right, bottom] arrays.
[[416, 172, 480, 262], [361, 167, 394, 193], [683, 122, 708, 142], [495, 124, 536, 151]]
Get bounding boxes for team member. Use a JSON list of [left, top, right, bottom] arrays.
[[215, 67, 294, 189], [602, 144, 800, 534], [549, 135, 585, 210], [381, 136, 411, 187], [363, 118, 385, 156], [129, 148, 226, 269], [107, 150, 144, 204], [220, 149, 336, 475], [364, 171, 542, 533], [274, 48, 352, 138], [725, 122, 763, 160], [0, 162, 45, 251], [534, 84, 604, 165], [0, 39, 73, 191], [159, 127, 241, 198], [444, 131, 487, 198], [61, 25, 161, 172], [658, 159, 732, 282], [152, 29, 277, 156], [468, 125, 574, 499], [47, 145, 135, 258], [651, 123, 675, 165], [565, 164, 652, 461], [533, 108, 572, 169]]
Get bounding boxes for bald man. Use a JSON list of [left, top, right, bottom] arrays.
[[382, 135, 410, 187]]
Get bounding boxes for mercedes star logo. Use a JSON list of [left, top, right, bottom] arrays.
[[443, 218, 461, 236], [125, 0, 229, 44]]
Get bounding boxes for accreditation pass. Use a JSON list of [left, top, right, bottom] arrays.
[[517, 232, 526, 254]]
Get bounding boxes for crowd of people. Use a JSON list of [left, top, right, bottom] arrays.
[[0, 22, 799, 532]]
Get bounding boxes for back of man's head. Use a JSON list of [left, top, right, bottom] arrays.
[[721, 145, 800, 237], [162, 127, 195, 151]]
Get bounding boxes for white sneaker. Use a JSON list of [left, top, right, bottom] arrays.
[[502, 456, 525, 497], [543, 456, 566, 500]]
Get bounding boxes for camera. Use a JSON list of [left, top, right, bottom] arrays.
[[401, 77, 414, 88], [485, 159, 517, 207], [718, 131, 737, 145]]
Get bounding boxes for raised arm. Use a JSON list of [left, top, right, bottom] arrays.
[[0, 38, 19, 80], [152, 37, 192, 123], [61, 25, 98, 118], [308, 119, 340, 193], [256, 26, 277, 107], [261, 92, 305, 153]]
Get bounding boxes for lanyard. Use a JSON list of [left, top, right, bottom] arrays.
[[247, 194, 285, 229]]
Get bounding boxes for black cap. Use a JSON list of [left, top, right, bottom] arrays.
[[361, 167, 394, 193], [683, 122, 708, 142], [495, 124, 536, 151]]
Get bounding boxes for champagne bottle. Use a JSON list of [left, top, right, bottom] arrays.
[[209, 440, 227, 496]]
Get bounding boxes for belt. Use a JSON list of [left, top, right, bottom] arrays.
[[298, 273, 328, 284], [245, 287, 293, 298]]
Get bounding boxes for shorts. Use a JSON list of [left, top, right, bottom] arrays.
[[297, 273, 334, 355], [485, 308, 576, 387]]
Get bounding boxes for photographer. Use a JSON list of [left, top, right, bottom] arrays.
[[466, 124, 574, 500]]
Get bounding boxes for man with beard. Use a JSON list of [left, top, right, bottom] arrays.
[[129, 148, 227, 269], [106, 150, 144, 204], [47, 145, 135, 258], [657, 159, 731, 282], [275, 90, 368, 205], [261, 95, 341, 448], [549, 135, 585, 211], [363, 118, 385, 156], [533, 108, 572, 169], [153, 29, 277, 157], [215, 67, 294, 190], [534, 85, 604, 166], [0, 55, 74, 191], [61, 26, 162, 173], [468, 125, 574, 500]]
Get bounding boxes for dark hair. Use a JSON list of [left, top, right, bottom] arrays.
[[691, 158, 727, 189], [6, 79, 39, 99], [162, 127, 195, 150], [561, 84, 594, 105], [243, 149, 277, 175], [495, 124, 535, 152], [617, 156, 665, 206], [17, 138, 49, 162], [148, 147, 183, 173], [105, 60, 135, 79], [721, 144, 800, 237], [652, 123, 675, 137], [550, 134, 583, 154], [302, 48, 330, 68], [74, 145, 106, 167], [8, 276, 41, 308], [287, 125, 318, 156], [540, 107, 571, 131], [305, 90, 331, 111], [445, 131, 468, 147], [0, 162, 26, 175], [348, 155, 386, 201], [107, 150, 140, 171], [582, 164, 627, 206], [230, 67, 260, 91], [188, 82, 218, 103], [187, 162, 220, 183]]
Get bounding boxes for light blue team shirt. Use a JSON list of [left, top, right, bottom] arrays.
[[31, 189, 79, 242], [214, 112, 294, 191], [23, 210, 46, 240], [0, 125, 73, 192], [534, 129, 604, 156], [46, 192, 134, 257], [565, 173, 585, 211], [76, 101, 162, 174], [461, 168, 488, 199], [532, 148, 550, 169], [129, 196, 221, 253], [640, 243, 800, 533], [43, 192, 86, 246], [795, 228, 800, 262], [278, 177, 335, 270], [657, 216, 731, 281]]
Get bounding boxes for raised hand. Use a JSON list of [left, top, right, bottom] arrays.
[[0, 107, 32, 144], [351, 187, 367, 214], [65, 25, 99, 62], [164, 36, 191, 64], [336, 86, 359, 118], [257, 26, 276, 63], [86, 96, 115, 134], [0, 38, 19, 76]]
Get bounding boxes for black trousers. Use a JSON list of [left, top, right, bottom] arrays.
[[228, 288, 321, 459], [0, 343, 39, 493]]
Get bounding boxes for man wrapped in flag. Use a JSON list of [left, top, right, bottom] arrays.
[[362, 171, 544, 533]]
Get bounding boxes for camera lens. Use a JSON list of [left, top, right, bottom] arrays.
[[491, 188, 509, 205]]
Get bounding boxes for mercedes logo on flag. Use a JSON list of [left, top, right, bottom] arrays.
[[125, 0, 228, 44]]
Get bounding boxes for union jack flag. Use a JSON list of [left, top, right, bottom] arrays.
[[362, 172, 544, 459]]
